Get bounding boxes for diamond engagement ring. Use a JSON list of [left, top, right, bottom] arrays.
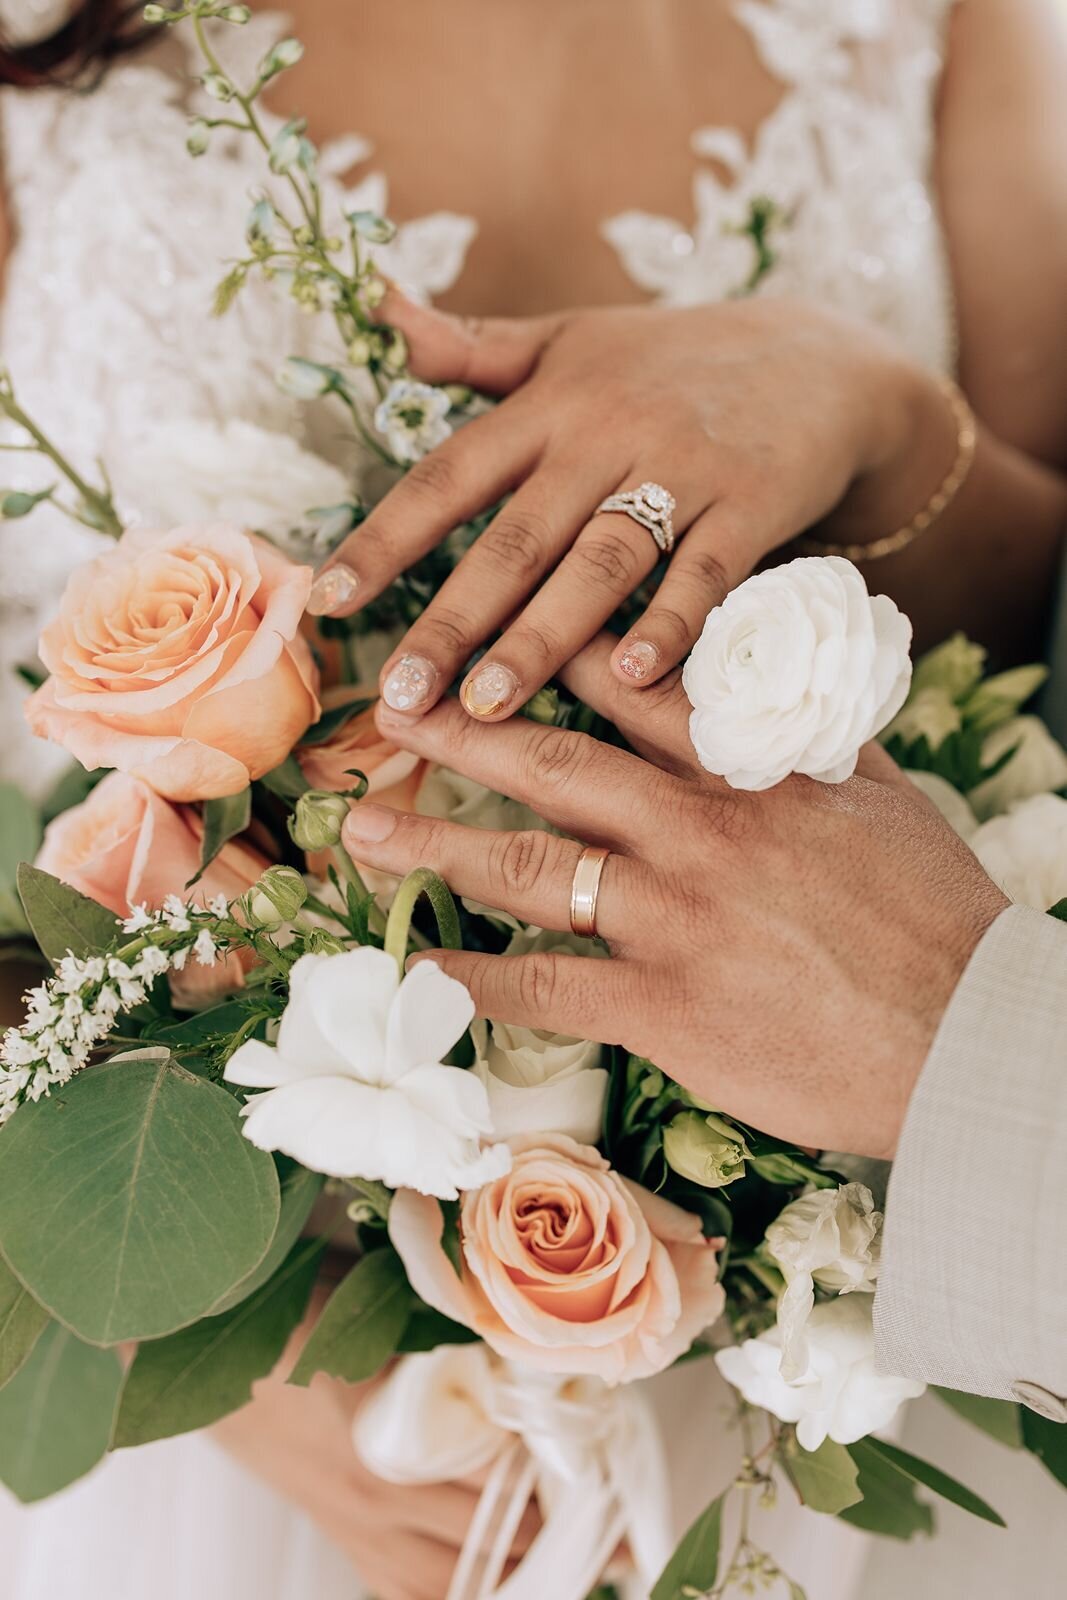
[[595, 481, 676, 553]]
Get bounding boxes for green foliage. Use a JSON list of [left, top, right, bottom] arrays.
[[852, 1436, 1004, 1527], [258, 755, 311, 802], [211, 1162, 324, 1314], [289, 1248, 411, 1387], [0, 785, 41, 937], [190, 787, 252, 886], [397, 1305, 480, 1353], [780, 1435, 862, 1515], [650, 1491, 725, 1600], [1021, 1408, 1067, 1490], [0, 1051, 280, 1343], [839, 1439, 934, 1541], [933, 1388, 1023, 1449], [0, 1324, 122, 1503], [1048, 898, 1067, 924], [17, 862, 119, 964], [299, 694, 374, 745], [0, 1256, 49, 1390], [113, 1241, 322, 1447]]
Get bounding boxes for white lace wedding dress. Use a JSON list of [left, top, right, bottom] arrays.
[[5, 4, 1050, 1599]]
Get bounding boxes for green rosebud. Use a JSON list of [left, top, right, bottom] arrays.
[[911, 632, 986, 701], [663, 1110, 750, 1188], [186, 118, 211, 157], [244, 865, 308, 928], [963, 664, 1049, 735], [289, 789, 350, 852]]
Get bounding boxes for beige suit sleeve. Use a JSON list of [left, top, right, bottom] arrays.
[[874, 906, 1067, 1413]]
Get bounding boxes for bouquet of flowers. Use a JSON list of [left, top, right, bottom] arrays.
[[0, 7, 1064, 1597]]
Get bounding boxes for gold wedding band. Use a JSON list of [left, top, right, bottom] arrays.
[[569, 845, 610, 939]]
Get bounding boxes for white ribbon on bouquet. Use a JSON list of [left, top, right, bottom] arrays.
[[352, 1344, 675, 1600]]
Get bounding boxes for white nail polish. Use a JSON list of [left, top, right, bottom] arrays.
[[462, 662, 519, 717], [307, 563, 360, 616], [617, 640, 659, 682], [382, 654, 437, 713]]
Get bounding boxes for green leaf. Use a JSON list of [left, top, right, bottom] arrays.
[[851, 1435, 1005, 1528], [258, 756, 310, 802], [189, 787, 251, 887], [650, 1491, 725, 1600], [840, 1439, 935, 1541], [781, 1435, 862, 1514], [1048, 898, 1067, 924], [1021, 1408, 1067, 1489], [0, 784, 41, 936], [398, 1305, 480, 1353], [289, 1248, 411, 1387], [0, 1256, 49, 1390], [0, 1323, 121, 1502], [0, 1051, 280, 1344], [151, 1000, 253, 1051], [210, 1162, 324, 1314], [934, 1388, 1023, 1449], [299, 695, 374, 746], [16, 862, 120, 965], [112, 1240, 322, 1447]]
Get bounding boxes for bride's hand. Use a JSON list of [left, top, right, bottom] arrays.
[[341, 637, 1007, 1162], [311, 291, 955, 719]]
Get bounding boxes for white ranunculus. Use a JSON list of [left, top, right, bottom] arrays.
[[683, 557, 912, 791], [904, 770, 978, 841], [968, 717, 1067, 822], [764, 1183, 882, 1381], [224, 948, 510, 1198], [471, 927, 609, 1144], [715, 1297, 924, 1451], [416, 766, 549, 836], [970, 793, 1067, 911], [116, 418, 351, 543]]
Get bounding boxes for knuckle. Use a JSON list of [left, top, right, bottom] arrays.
[[492, 828, 553, 897], [414, 605, 473, 661], [507, 618, 563, 668], [702, 786, 750, 846], [516, 952, 558, 1016], [480, 511, 554, 579], [646, 603, 695, 651], [687, 549, 733, 605], [402, 449, 461, 504], [527, 727, 591, 793], [572, 534, 643, 591]]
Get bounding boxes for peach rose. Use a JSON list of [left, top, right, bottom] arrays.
[[35, 770, 271, 1005], [390, 1133, 725, 1385], [296, 686, 426, 805], [26, 523, 320, 801]]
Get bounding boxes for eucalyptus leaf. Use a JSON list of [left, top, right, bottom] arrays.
[[781, 1435, 862, 1515], [0, 1256, 49, 1390], [850, 1436, 1004, 1527], [17, 862, 120, 965], [210, 1163, 324, 1314], [258, 755, 310, 802], [0, 1323, 121, 1503], [934, 1387, 1022, 1449], [840, 1439, 935, 1541], [1022, 1408, 1067, 1489], [650, 1491, 724, 1600], [190, 787, 252, 886], [289, 1248, 411, 1387], [113, 1241, 323, 1447], [0, 1052, 280, 1344]]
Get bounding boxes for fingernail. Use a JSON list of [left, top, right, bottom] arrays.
[[343, 803, 398, 842], [461, 662, 519, 718], [382, 653, 437, 713], [307, 563, 360, 616], [617, 640, 660, 682]]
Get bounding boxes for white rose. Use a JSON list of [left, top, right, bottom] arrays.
[[715, 1296, 924, 1451], [224, 948, 510, 1198], [970, 793, 1067, 911], [763, 1183, 881, 1380], [683, 557, 912, 791], [904, 771, 978, 841], [472, 927, 609, 1144], [968, 717, 1067, 822]]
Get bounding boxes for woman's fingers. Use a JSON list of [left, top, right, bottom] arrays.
[[375, 459, 618, 717], [377, 288, 566, 394], [556, 633, 700, 776], [411, 949, 629, 1043], [375, 695, 671, 848], [307, 403, 541, 619], [343, 806, 630, 937]]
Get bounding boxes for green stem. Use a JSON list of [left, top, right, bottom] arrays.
[[0, 391, 122, 538], [384, 868, 461, 977]]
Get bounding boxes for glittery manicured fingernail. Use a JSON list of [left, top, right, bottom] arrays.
[[617, 640, 660, 682], [461, 662, 520, 718], [382, 653, 437, 713], [307, 563, 360, 616]]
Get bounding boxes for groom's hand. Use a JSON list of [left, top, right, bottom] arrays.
[[343, 635, 1008, 1160]]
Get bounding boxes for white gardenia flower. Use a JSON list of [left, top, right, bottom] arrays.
[[471, 927, 609, 1144], [683, 557, 912, 791], [970, 793, 1067, 911], [968, 717, 1067, 822], [715, 1296, 924, 1451], [764, 1183, 882, 1381], [223, 948, 510, 1198], [904, 770, 978, 841], [374, 380, 452, 463]]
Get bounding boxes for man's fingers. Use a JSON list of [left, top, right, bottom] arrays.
[[556, 634, 699, 777], [409, 949, 627, 1043], [343, 805, 632, 938], [375, 695, 672, 849], [377, 289, 566, 395]]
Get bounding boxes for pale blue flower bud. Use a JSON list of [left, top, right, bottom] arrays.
[[268, 118, 306, 174], [275, 357, 342, 401], [246, 198, 277, 247], [348, 211, 398, 245]]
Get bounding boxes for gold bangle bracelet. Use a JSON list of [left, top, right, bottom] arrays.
[[797, 375, 977, 563]]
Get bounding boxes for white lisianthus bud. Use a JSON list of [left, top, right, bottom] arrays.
[[201, 70, 235, 103], [683, 557, 913, 791], [245, 866, 308, 928], [246, 198, 277, 247], [143, 4, 168, 21], [910, 632, 985, 701], [664, 1110, 750, 1188], [882, 686, 961, 753], [969, 716, 1067, 822], [218, 4, 252, 20], [348, 210, 398, 245], [289, 790, 351, 852], [186, 118, 211, 157], [260, 37, 305, 79], [381, 329, 408, 374], [276, 356, 342, 401], [268, 117, 307, 174]]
